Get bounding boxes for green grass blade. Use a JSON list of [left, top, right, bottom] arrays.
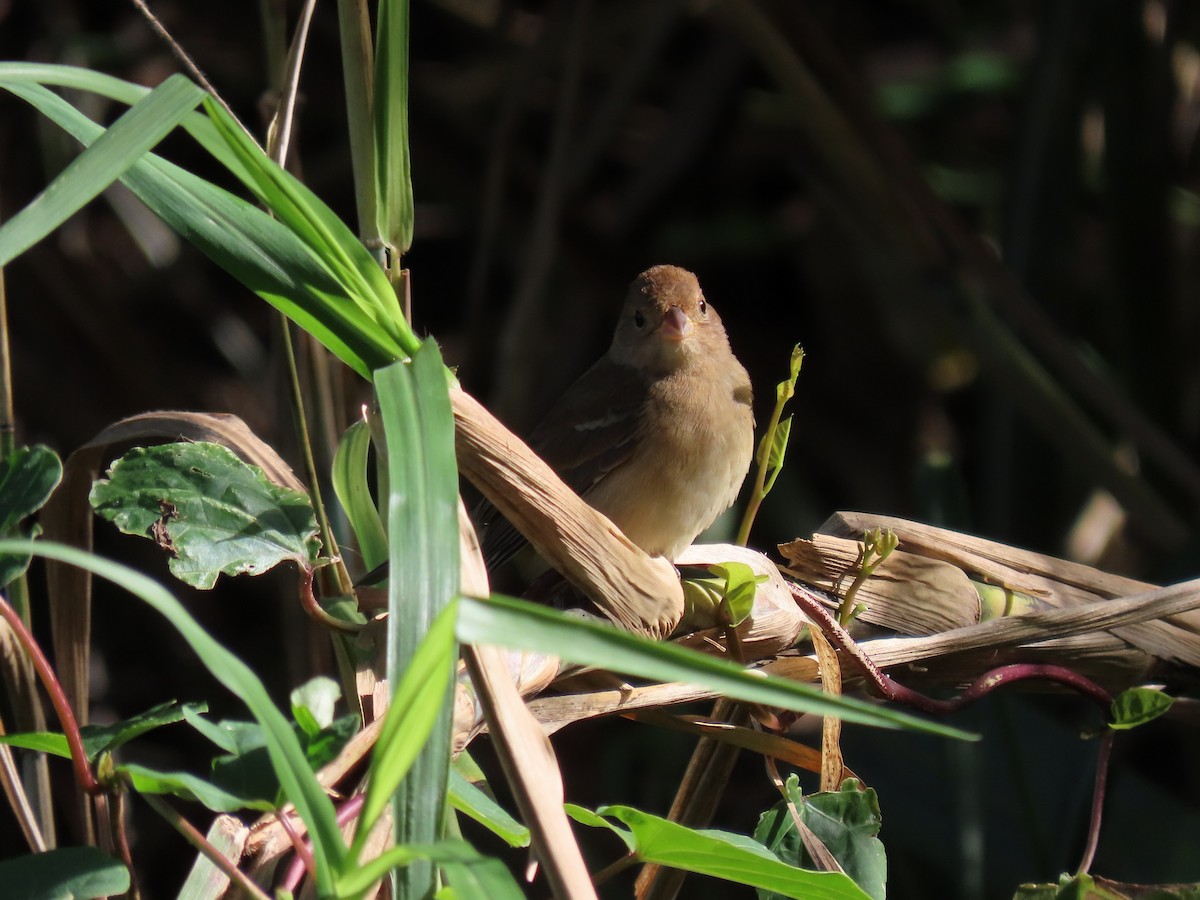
[[3, 82, 400, 378], [0, 540, 346, 893], [0, 73, 203, 266], [201, 96, 410, 346], [331, 419, 389, 572], [349, 599, 459, 861], [457, 594, 975, 740], [374, 343, 459, 897], [373, 0, 414, 256]]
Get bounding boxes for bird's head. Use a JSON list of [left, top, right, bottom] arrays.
[[609, 265, 727, 372]]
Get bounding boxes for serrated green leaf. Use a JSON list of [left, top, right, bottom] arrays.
[[755, 776, 886, 900], [1109, 687, 1174, 730], [89, 442, 321, 589], [572, 805, 870, 900], [0, 846, 129, 900]]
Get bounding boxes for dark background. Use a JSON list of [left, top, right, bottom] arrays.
[[3, 1, 1200, 897]]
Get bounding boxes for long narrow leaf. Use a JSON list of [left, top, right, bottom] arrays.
[[350, 599, 459, 860], [0, 74, 204, 266], [0, 541, 346, 894], [375, 343, 460, 897], [0, 62, 265, 192], [457, 594, 974, 740], [374, 0, 414, 255], [3, 82, 399, 378], [331, 419, 388, 572], [202, 97, 410, 344]]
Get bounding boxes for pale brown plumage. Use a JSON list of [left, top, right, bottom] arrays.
[[479, 264, 754, 567]]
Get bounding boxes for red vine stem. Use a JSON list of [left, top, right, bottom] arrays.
[[786, 582, 1114, 710], [0, 591, 101, 795], [788, 580, 1116, 875]]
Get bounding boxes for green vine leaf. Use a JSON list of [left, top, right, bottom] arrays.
[[89, 442, 322, 589], [1108, 687, 1174, 731]]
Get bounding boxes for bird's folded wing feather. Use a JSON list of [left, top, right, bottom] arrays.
[[476, 359, 649, 568]]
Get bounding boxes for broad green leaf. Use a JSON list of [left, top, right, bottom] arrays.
[[364, 343, 460, 895], [449, 769, 531, 849], [457, 594, 974, 740], [0, 701, 204, 761], [572, 805, 870, 900], [1109, 687, 1174, 730], [3, 81, 403, 378], [0, 444, 62, 586], [291, 675, 341, 734], [0, 540, 346, 892], [708, 561, 767, 627], [0, 445, 62, 532], [0, 846, 129, 900], [89, 442, 322, 589], [332, 419, 389, 572], [755, 776, 886, 900], [0, 74, 203, 266], [120, 762, 273, 813]]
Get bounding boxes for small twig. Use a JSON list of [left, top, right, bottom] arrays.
[[265, 0, 319, 168], [278, 808, 318, 887], [0, 592, 100, 795], [128, 0, 245, 131], [591, 853, 638, 888], [143, 793, 271, 900]]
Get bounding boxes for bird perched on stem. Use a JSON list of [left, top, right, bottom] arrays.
[[479, 264, 755, 570]]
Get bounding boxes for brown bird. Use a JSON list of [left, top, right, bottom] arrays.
[[479, 264, 755, 569]]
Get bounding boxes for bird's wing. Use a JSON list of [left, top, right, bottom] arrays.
[[476, 359, 648, 569]]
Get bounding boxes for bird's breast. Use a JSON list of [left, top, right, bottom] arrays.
[[586, 367, 754, 560]]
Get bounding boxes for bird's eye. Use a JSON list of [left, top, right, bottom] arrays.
[[634, 310, 646, 328], [699, 298, 707, 315]]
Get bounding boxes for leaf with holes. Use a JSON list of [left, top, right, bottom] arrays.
[[89, 442, 322, 589]]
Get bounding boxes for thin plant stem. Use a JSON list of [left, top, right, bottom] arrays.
[[0, 592, 100, 795], [142, 793, 272, 900]]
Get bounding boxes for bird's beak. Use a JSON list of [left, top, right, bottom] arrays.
[[660, 306, 693, 342]]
